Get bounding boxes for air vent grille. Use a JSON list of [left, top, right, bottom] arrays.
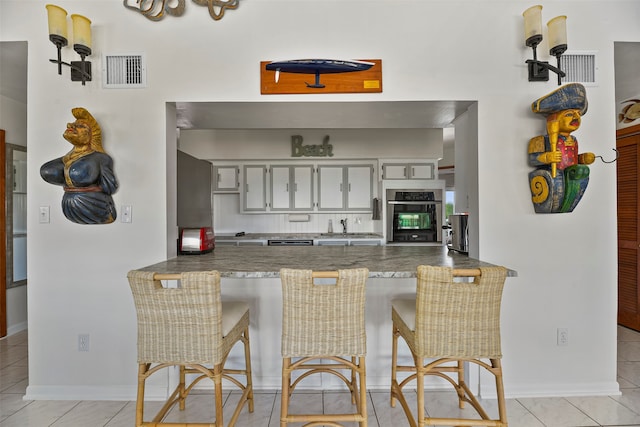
[[103, 54, 146, 88], [560, 52, 597, 85]]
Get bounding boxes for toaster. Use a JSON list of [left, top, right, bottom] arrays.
[[179, 227, 215, 254]]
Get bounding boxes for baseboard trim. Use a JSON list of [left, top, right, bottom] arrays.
[[6, 321, 27, 337], [500, 381, 621, 398]]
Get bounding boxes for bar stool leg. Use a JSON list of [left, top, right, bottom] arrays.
[[416, 360, 425, 427], [135, 364, 148, 427], [214, 364, 224, 427], [494, 359, 508, 426], [359, 357, 368, 427], [178, 366, 187, 410], [281, 357, 291, 427], [390, 325, 399, 408], [243, 327, 255, 413]]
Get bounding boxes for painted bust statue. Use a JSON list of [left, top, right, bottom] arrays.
[[40, 107, 119, 224], [528, 83, 595, 213]]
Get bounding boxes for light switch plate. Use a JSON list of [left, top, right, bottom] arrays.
[[39, 206, 50, 224]]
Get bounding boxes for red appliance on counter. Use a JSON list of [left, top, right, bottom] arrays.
[[179, 227, 215, 254]]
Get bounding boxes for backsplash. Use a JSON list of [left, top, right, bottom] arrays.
[[213, 193, 381, 235]]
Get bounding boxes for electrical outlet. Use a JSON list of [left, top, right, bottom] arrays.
[[557, 328, 569, 346], [78, 334, 90, 352], [121, 205, 132, 223]]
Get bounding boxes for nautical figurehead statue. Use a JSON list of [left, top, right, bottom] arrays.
[[528, 83, 595, 213], [40, 107, 119, 224]]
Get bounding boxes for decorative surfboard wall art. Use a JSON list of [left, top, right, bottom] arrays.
[[261, 59, 382, 95]]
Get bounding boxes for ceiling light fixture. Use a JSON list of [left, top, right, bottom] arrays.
[[523, 5, 567, 86], [46, 4, 92, 85]]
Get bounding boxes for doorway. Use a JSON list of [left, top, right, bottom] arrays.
[[0, 40, 28, 338], [615, 42, 640, 331], [617, 124, 640, 331]]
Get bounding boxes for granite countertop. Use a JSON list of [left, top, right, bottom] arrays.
[[215, 232, 384, 241], [139, 245, 516, 278]]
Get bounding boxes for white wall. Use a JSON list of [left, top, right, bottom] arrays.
[[179, 128, 444, 160], [0, 0, 636, 399], [615, 42, 640, 130]]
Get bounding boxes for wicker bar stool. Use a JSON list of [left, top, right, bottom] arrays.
[[279, 268, 369, 427], [390, 265, 509, 427], [127, 270, 254, 427]]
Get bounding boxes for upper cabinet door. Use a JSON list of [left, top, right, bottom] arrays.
[[382, 162, 435, 180], [409, 163, 434, 179], [346, 165, 373, 210], [270, 165, 314, 211], [292, 166, 314, 210], [382, 164, 407, 179], [270, 166, 291, 210], [318, 166, 345, 210], [213, 165, 239, 192], [243, 165, 267, 211]]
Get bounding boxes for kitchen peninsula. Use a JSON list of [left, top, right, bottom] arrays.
[[137, 245, 515, 390], [141, 245, 514, 277]]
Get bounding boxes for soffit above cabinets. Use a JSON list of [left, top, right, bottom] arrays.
[[175, 100, 476, 130]]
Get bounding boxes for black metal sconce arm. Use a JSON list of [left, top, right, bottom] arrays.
[[525, 37, 567, 85], [49, 37, 92, 85]]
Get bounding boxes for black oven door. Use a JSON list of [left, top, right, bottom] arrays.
[[387, 201, 442, 243]]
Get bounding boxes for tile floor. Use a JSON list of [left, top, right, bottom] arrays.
[[3, 326, 640, 426]]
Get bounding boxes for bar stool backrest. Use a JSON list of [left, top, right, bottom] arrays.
[[415, 265, 508, 359], [280, 268, 369, 358], [128, 270, 223, 365]]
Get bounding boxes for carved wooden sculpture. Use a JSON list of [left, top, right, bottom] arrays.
[[528, 83, 595, 213], [40, 108, 119, 224]]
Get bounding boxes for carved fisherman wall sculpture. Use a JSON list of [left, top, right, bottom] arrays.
[[528, 83, 595, 213]]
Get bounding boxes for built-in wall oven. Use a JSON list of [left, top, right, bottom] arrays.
[[386, 189, 443, 243]]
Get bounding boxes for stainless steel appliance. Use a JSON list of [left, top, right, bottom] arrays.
[[447, 213, 469, 253], [386, 189, 443, 243]]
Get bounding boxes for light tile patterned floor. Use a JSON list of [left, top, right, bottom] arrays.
[[2, 326, 640, 426]]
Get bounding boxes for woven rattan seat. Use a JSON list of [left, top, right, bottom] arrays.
[[390, 265, 509, 427], [280, 268, 369, 427], [128, 270, 254, 427]]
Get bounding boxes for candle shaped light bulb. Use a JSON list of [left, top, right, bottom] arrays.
[[523, 5, 543, 47], [46, 4, 68, 46], [548, 15, 567, 56], [71, 14, 92, 56]]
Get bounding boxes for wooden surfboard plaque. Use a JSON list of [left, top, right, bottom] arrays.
[[260, 59, 382, 95]]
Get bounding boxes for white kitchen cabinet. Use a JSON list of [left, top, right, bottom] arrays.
[[270, 165, 314, 211], [349, 239, 382, 246], [316, 239, 349, 246], [318, 165, 373, 211], [238, 240, 267, 246], [346, 166, 373, 210], [382, 162, 435, 180], [213, 165, 239, 192], [317, 166, 345, 210], [243, 165, 267, 212], [215, 239, 267, 246], [215, 240, 238, 246]]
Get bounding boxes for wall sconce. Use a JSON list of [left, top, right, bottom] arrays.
[[46, 4, 92, 85], [523, 5, 567, 86]]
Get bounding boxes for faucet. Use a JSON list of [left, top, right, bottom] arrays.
[[340, 218, 348, 234]]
